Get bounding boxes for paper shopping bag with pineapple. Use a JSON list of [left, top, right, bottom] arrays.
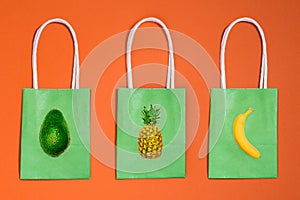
[[116, 18, 186, 179], [208, 18, 278, 178]]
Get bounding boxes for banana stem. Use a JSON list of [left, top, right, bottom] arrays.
[[244, 108, 254, 116]]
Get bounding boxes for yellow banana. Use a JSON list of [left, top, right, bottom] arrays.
[[233, 108, 260, 158]]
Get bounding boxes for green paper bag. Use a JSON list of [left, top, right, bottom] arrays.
[[208, 17, 278, 178], [20, 18, 90, 180], [116, 17, 186, 179]]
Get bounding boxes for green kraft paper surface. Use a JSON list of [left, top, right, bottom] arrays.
[[20, 89, 90, 179], [208, 88, 278, 178], [116, 88, 186, 179]]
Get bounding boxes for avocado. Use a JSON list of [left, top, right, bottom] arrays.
[[39, 109, 70, 157]]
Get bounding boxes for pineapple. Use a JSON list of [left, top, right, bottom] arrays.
[[138, 105, 163, 159]]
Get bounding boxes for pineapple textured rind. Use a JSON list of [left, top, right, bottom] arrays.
[[138, 125, 163, 159]]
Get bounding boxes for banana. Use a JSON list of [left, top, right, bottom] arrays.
[[233, 108, 260, 158]]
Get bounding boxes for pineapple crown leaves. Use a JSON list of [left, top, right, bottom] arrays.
[[142, 104, 160, 125]]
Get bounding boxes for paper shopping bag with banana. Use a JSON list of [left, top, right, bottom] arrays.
[[208, 18, 278, 178]]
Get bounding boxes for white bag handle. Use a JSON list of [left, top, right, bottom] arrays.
[[220, 17, 268, 89], [126, 17, 175, 89], [32, 18, 80, 89]]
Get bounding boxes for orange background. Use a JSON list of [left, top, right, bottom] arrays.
[[1, 0, 300, 199]]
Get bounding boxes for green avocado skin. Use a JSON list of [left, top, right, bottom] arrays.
[[39, 109, 70, 157]]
